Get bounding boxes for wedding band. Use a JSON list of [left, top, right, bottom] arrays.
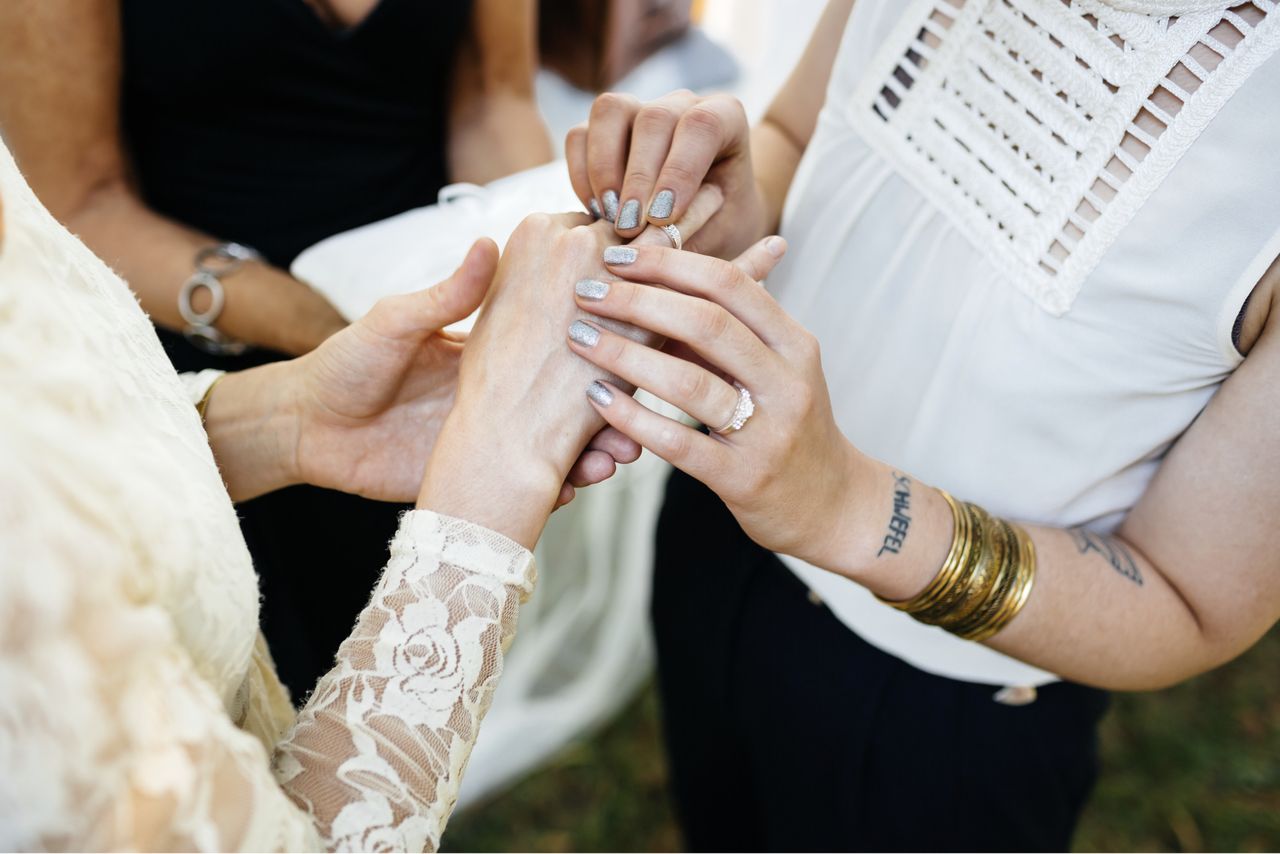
[[662, 223, 683, 251], [714, 383, 755, 434]]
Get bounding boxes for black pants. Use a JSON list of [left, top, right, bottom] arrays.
[[652, 469, 1109, 852]]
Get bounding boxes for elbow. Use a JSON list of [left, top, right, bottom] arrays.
[[1083, 634, 1245, 693]]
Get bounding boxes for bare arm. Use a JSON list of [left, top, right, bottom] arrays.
[[833, 280, 1280, 690], [0, 0, 347, 355], [448, 0, 553, 185], [751, 0, 857, 235], [577, 237, 1280, 692]]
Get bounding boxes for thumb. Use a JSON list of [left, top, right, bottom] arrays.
[[418, 237, 499, 327], [731, 235, 787, 283]]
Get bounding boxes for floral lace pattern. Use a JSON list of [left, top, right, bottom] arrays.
[[0, 140, 535, 851], [275, 514, 536, 852]]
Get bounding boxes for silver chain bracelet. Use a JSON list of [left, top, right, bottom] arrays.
[[178, 242, 262, 356]]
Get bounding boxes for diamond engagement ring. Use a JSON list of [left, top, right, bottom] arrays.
[[662, 223, 683, 251], [714, 383, 755, 434]]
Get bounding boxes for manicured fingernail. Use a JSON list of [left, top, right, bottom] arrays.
[[589, 198, 603, 219], [603, 246, 637, 265], [617, 199, 640, 230], [602, 190, 620, 222], [648, 189, 675, 219], [586, 381, 614, 407], [569, 320, 599, 347], [575, 278, 610, 300]]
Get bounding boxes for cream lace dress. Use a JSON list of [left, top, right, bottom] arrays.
[[0, 141, 535, 850]]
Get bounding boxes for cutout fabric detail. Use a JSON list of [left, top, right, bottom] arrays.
[[852, 0, 1279, 315]]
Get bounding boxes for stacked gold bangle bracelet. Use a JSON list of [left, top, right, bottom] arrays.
[[879, 490, 1036, 642]]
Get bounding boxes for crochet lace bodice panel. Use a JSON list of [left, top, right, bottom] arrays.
[[851, 0, 1278, 314]]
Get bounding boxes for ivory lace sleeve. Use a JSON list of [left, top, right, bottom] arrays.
[[0, 456, 535, 852], [274, 511, 537, 851]]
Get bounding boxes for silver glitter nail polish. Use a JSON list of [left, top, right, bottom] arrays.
[[589, 198, 603, 219], [602, 190, 620, 222], [586, 381, 614, 407], [603, 246, 637, 265], [617, 199, 641, 230], [569, 320, 600, 347], [648, 189, 675, 219], [575, 279, 610, 300]]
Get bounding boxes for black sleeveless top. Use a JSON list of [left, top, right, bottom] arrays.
[[121, 0, 471, 268], [118, 0, 474, 697]]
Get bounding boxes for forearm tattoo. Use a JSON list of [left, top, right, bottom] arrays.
[[877, 472, 913, 557], [1069, 528, 1144, 586]]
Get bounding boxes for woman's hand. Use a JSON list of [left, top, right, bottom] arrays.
[[565, 90, 765, 260], [418, 186, 723, 547], [566, 237, 879, 571], [208, 240, 637, 504]]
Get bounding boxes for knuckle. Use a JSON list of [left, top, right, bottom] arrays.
[[635, 104, 680, 131], [676, 366, 709, 402], [710, 261, 743, 292], [591, 91, 637, 119], [658, 158, 700, 186], [624, 167, 657, 187], [564, 225, 600, 255], [682, 105, 726, 141], [798, 330, 822, 362], [708, 92, 748, 121], [659, 423, 690, 459], [695, 304, 731, 341]]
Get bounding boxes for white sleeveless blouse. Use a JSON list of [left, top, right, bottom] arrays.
[[768, 0, 1280, 687]]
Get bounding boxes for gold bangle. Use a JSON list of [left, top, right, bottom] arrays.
[[195, 373, 226, 424], [970, 523, 1037, 641], [949, 518, 1019, 640], [915, 502, 997, 626], [876, 487, 1038, 642]]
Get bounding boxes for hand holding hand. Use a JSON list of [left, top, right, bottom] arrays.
[[567, 238, 877, 571], [418, 186, 724, 546], [565, 90, 764, 259], [285, 240, 632, 507]]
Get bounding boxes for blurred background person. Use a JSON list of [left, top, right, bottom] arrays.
[[0, 0, 553, 695]]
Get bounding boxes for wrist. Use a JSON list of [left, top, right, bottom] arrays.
[[832, 456, 956, 601], [202, 360, 303, 501], [416, 405, 564, 550], [222, 265, 346, 356]]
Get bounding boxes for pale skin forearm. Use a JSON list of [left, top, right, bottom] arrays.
[[67, 185, 347, 354], [0, 0, 348, 357], [747, 0, 858, 246], [817, 290, 1280, 691], [829, 459, 1215, 691]]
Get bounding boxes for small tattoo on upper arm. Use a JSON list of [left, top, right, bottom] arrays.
[[877, 473, 913, 558], [1069, 528, 1143, 586]]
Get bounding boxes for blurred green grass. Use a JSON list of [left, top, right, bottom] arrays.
[[444, 628, 1280, 852]]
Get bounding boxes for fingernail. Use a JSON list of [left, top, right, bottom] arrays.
[[586, 381, 614, 407], [765, 235, 786, 258], [569, 320, 600, 347], [603, 246, 637, 265], [617, 199, 640, 230], [575, 278, 610, 300], [589, 198, 603, 219], [602, 190, 620, 222], [648, 189, 675, 219]]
